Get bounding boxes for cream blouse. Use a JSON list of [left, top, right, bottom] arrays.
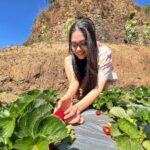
[[66, 45, 118, 83]]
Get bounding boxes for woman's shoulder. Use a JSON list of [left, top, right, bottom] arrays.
[[65, 55, 72, 65], [98, 44, 111, 56]]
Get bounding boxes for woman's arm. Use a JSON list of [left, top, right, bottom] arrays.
[[54, 57, 79, 112], [64, 80, 107, 123], [63, 56, 79, 99], [75, 80, 107, 112]]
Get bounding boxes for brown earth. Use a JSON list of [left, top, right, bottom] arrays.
[[24, 0, 150, 45], [0, 42, 150, 103]]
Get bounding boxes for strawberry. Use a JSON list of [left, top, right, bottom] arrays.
[[54, 108, 64, 121], [102, 125, 111, 135], [96, 110, 102, 115]]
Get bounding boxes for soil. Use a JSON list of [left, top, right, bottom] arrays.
[[0, 42, 150, 103]]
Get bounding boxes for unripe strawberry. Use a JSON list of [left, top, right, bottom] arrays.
[[96, 110, 102, 115], [54, 108, 64, 121], [102, 125, 111, 135]]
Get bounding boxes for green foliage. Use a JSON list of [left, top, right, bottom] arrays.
[[124, 11, 150, 45], [64, 17, 74, 36], [115, 135, 141, 150], [93, 86, 150, 113], [143, 140, 150, 150], [110, 107, 129, 119], [141, 22, 150, 45], [93, 86, 150, 149], [92, 88, 131, 112], [109, 106, 150, 150], [129, 86, 150, 106], [0, 88, 74, 150], [125, 12, 138, 44]]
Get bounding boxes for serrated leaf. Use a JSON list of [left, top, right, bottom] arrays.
[[13, 136, 49, 150], [110, 107, 129, 119], [37, 88, 58, 104], [116, 135, 141, 150], [118, 119, 140, 139], [17, 104, 51, 137], [110, 123, 122, 137], [0, 117, 15, 138], [9, 89, 41, 118], [38, 115, 68, 143]]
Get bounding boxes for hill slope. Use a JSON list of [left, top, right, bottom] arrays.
[[24, 0, 149, 45], [0, 42, 149, 102]]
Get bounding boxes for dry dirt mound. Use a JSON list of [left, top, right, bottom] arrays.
[[0, 42, 150, 102], [25, 0, 149, 45]]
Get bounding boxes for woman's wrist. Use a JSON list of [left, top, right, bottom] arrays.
[[75, 103, 82, 113], [62, 92, 73, 101]]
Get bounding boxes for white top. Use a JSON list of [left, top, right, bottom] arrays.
[[97, 45, 118, 81], [66, 45, 118, 83]]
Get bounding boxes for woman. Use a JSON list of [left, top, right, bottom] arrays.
[[54, 17, 117, 125]]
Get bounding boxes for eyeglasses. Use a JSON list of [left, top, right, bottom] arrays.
[[71, 40, 87, 51]]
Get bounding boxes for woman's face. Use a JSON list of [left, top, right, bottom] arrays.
[[71, 29, 88, 60]]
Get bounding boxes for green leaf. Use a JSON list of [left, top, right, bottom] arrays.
[[13, 136, 49, 150], [20, 89, 40, 98], [0, 109, 10, 118], [110, 107, 129, 119], [106, 101, 113, 109], [9, 93, 39, 118], [37, 88, 58, 104], [116, 135, 141, 150], [33, 136, 50, 150], [118, 119, 140, 139], [138, 99, 150, 107], [127, 106, 150, 123], [110, 123, 122, 137], [38, 115, 68, 143], [0, 117, 15, 138], [14, 136, 28, 150], [143, 140, 150, 150], [17, 104, 51, 137]]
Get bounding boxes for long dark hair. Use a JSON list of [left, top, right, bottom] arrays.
[[69, 18, 98, 97]]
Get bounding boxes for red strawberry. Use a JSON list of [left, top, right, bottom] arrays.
[[102, 125, 111, 135], [96, 110, 102, 115], [54, 108, 64, 120]]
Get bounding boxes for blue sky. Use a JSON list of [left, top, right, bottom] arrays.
[[0, 0, 149, 48]]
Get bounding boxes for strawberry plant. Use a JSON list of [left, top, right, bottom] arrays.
[[92, 88, 131, 113], [93, 86, 150, 113], [109, 106, 150, 150], [0, 88, 74, 150], [128, 86, 150, 106], [93, 86, 150, 150]]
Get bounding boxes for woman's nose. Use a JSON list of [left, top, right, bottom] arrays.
[[76, 45, 82, 52]]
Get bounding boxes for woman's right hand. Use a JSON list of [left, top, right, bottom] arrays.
[[54, 95, 72, 113]]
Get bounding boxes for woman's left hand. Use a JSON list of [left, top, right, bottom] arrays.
[[64, 105, 84, 125]]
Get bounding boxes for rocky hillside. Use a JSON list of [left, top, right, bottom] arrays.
[[24, 0, 149, 45], [0, 42, 150, 103]]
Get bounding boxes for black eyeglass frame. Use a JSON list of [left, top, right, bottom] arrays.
[[71, 40, 88, 51]]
